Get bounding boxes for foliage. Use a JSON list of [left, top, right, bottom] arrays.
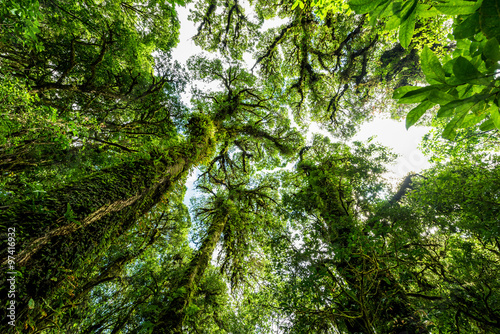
[[1, 0, 500, 333], [350, 0, 500, 139], [0, 0, 44, 50]]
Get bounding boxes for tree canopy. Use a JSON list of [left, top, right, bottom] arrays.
[[1, 0, 499, 333]]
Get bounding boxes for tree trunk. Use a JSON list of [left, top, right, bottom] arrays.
[[0, 115, 215, 331], [153, 202, 230, 333]]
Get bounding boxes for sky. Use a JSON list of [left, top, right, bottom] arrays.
[[170, 3, 432, 206]]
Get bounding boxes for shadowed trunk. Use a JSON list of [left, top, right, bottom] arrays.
[[0, 115, 215, 331], [153, 201, 230, 334]]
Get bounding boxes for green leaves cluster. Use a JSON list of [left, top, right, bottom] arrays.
[[350, 0, 482, 48], [3, 0, 500, 333], [396, 35, 499, 139], [0, 0, 44, 50], [347, 0, 500, 140]]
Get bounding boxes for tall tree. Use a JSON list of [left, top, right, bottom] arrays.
[[0, 113, 215, 331]]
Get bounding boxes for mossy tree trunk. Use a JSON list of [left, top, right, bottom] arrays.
[[153, 200, 231, 334], [300, 162, 427, 333], [0, 115, 215, 331]]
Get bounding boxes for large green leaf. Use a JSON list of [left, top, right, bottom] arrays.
[[490, 105, 500, 129], [399, 4, 417, 48], [406, 100, 436, 129], [421, 46, 446, 84], [483, 37, 500, 61], [385, 15, 401, 30], [452, 56, 490, 85], [393, 86, 423, 99], [453, 12, 480, 39], [434, 0, 482, 15], [479, 118, 496, 130], [417, 3, 441, 17], [459, 113, 486, 128], [369, 0, 392, 24], [400, 0, 419, 20], [349, 0, 385, 14], [437, 99, 475, 117], [442, 107, 470, 139], [427, 90, 456, 104], [479, 0, 500, 40], [394, 85, 446, 103]]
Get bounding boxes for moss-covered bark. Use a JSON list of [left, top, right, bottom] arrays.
[[0, 114, 215, 331], [153, 200, 231, 333], [304, 164, 427, 333]]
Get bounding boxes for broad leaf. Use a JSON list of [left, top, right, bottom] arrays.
[[452, 56, 489, 85], [490, 105, 500, 129], [459, 113, 486, 128], [438, 99, 475, 117], [385, 16, 401, 30], [483, 37, 500, 61], [442, 107, 470, 140], [421, 46, 446, 84], [369, 0, 392, 24], [434, 0, 482, 15], [479, 118, 496, 130], [480, 0, 500, 40], [400, 0, 419, 20], [406, 101, 436, 129], [399, 7, 417, 48], [417, 3, 441, 17], [453, 12, 480, 39], [349, 0, 384, 14], [394, 85, 444, 103], [427, 90, 456, 104]]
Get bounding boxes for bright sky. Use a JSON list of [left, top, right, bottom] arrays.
[[353, 117, 431, 179], [171, 3, 432, 206]]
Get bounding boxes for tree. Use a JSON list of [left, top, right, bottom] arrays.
[[2, 0, 500, 333], [260, 136, 428, 333], [0, 113, 215, 331], [189, 0, 432, 138], [1, 2, 301, 332], [348, 0, 500, 139]]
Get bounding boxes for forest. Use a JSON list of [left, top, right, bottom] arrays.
[[0, 0, 499, 333]]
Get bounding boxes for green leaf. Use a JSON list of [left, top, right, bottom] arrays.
[[417, 3, 441, 17], [399, 8, 417, 48], [442, 108, 469, 140], [393, 86, 421, 99], [349, 0, 384, 14], [385, 15, 401, 30], [452, 56, 489, 85], [438, 99, 475, 117], [434, 0, 482, 15], [400, 0, 418, 20], [427, 90, 456, 104], [421, 46, 446, 84], [406, 101, 436, 129], [394, 85, 442, 103], [459, 113, 485, 128], [453, 12, 480, 39], [28, 298, 35, 309], [479, 118, 496, 130], [479, 0, 500, 40], [369, 0, 392, 24], [490, 105, 500, 129], [483, 37, 500, 61]]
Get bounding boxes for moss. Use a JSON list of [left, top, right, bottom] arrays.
[[0, 114, 218, 332]]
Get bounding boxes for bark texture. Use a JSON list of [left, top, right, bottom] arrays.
[[0, 115, 215, 330]]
